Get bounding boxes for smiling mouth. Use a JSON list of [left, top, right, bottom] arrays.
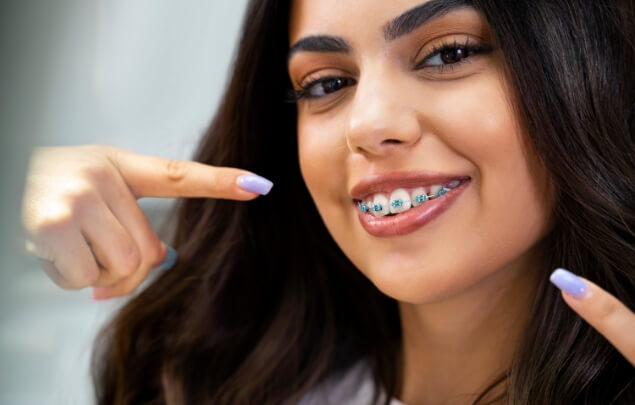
[[353, 178, 467, 217], [353, 178, 470, 237]]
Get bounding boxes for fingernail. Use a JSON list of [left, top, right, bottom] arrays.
[[237, 174, 274, 195], [550, 268, 588, 298], [156, 244, 178, 271]]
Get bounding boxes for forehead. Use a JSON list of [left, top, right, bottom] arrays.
[[289, 0, 418, 43], [288, 0, 471, 46]]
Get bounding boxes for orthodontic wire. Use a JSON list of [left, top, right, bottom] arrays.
[[358, 187, 451, 213]]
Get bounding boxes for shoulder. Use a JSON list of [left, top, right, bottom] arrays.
[[295, 360, 406, 405]]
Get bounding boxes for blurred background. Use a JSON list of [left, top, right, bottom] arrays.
[[0, 0, 248, 403]]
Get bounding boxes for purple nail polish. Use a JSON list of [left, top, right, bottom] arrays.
[[550, 268, 587, 297], [237, 174, 274, 195]]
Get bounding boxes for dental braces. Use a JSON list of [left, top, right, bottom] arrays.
[[358, 187, 450, 213]]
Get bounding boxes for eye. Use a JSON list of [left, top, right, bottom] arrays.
[[417, 39, 492, 70], [428, 46, 471, 65], [290, 76, 356, 101]]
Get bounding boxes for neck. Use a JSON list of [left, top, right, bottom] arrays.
[[396, 253, 541, 405]]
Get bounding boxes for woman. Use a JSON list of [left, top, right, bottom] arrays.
[[21, 0, 634, 403]]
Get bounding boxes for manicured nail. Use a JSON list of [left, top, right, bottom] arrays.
[[237, 174, 274, 195], [550, 268, 588, 298], [156, 244, 178, 271]]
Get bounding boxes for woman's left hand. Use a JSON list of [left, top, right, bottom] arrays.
[[550, 268, 635, 366]]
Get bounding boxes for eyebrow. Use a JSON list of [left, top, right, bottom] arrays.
[[287, 35, 350, 61], [288, 0, 473, 60], [384, 0, 472, 40]]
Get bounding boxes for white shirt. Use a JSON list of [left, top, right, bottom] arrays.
[[297, 360, 406, 405]]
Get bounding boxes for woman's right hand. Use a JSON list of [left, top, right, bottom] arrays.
[[21, 145, 273, 300]]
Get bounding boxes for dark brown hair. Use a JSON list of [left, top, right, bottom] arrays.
[[92, 0, 634, 403]]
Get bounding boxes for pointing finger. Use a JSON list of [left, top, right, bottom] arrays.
[[103, 147, 273, 199], [550, 268, 635, 366]]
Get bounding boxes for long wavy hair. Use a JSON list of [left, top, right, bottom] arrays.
[[92, 0, 635, 403]]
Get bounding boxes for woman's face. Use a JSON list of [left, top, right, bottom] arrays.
[[287, 0, 553, 303]]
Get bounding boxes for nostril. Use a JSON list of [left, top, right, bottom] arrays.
[[382, 139, 403, 145]]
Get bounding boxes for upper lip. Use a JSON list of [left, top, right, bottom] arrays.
[[350, 170, 470, 200]]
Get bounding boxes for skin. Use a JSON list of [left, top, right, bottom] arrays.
[[21, 146, 262, 297], [288, 0, 554, 403], [20, 0, 634, 401]]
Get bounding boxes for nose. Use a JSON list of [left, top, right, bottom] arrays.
[[345, 70, 423, 157]]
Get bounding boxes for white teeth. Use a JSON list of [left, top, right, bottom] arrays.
[[429, 184, 442, 196], [359, 180, 464, 216], [389, 188, 411, 214], [362, 197, 373, 213], [371, 194, 390, 217], [410, 187, 426, 207]]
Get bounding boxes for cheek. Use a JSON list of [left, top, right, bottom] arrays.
[[432, 74, 553, 266], [298, 113, 364, 261], [430, 72, 548, 200], [297, 115, 348, 206], [431, 75, 521, 169]]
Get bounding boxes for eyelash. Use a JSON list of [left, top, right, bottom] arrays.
[[288, 38, 492, 102], [416, 38, 493, 72], [287, 76, 356, 103]]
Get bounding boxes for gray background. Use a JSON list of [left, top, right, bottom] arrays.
[[0, 0, 249, 403]]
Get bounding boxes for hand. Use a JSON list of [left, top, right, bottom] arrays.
[[21, 145, 273, 300], [550, 268, 635, 366]]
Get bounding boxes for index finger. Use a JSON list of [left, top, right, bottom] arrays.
[[550, 268, 635, 366], [104, 147, 273, 200]]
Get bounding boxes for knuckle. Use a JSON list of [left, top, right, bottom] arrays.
[[25, 194, 79, 235], [77, 266, 100, 288], [33, 205, 74, 237], [165, 159, 188, 183], [119, 246, 141, 275], [76, 161, 109, 183], [24, 180, 100, 235], [61, 179, 98, 208]]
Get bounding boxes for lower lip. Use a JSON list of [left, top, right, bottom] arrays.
[[355, 180, 470, 237]]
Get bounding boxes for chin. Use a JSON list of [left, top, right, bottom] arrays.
[[352, 240, 541, 305], [352, 256, 473, 304]]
